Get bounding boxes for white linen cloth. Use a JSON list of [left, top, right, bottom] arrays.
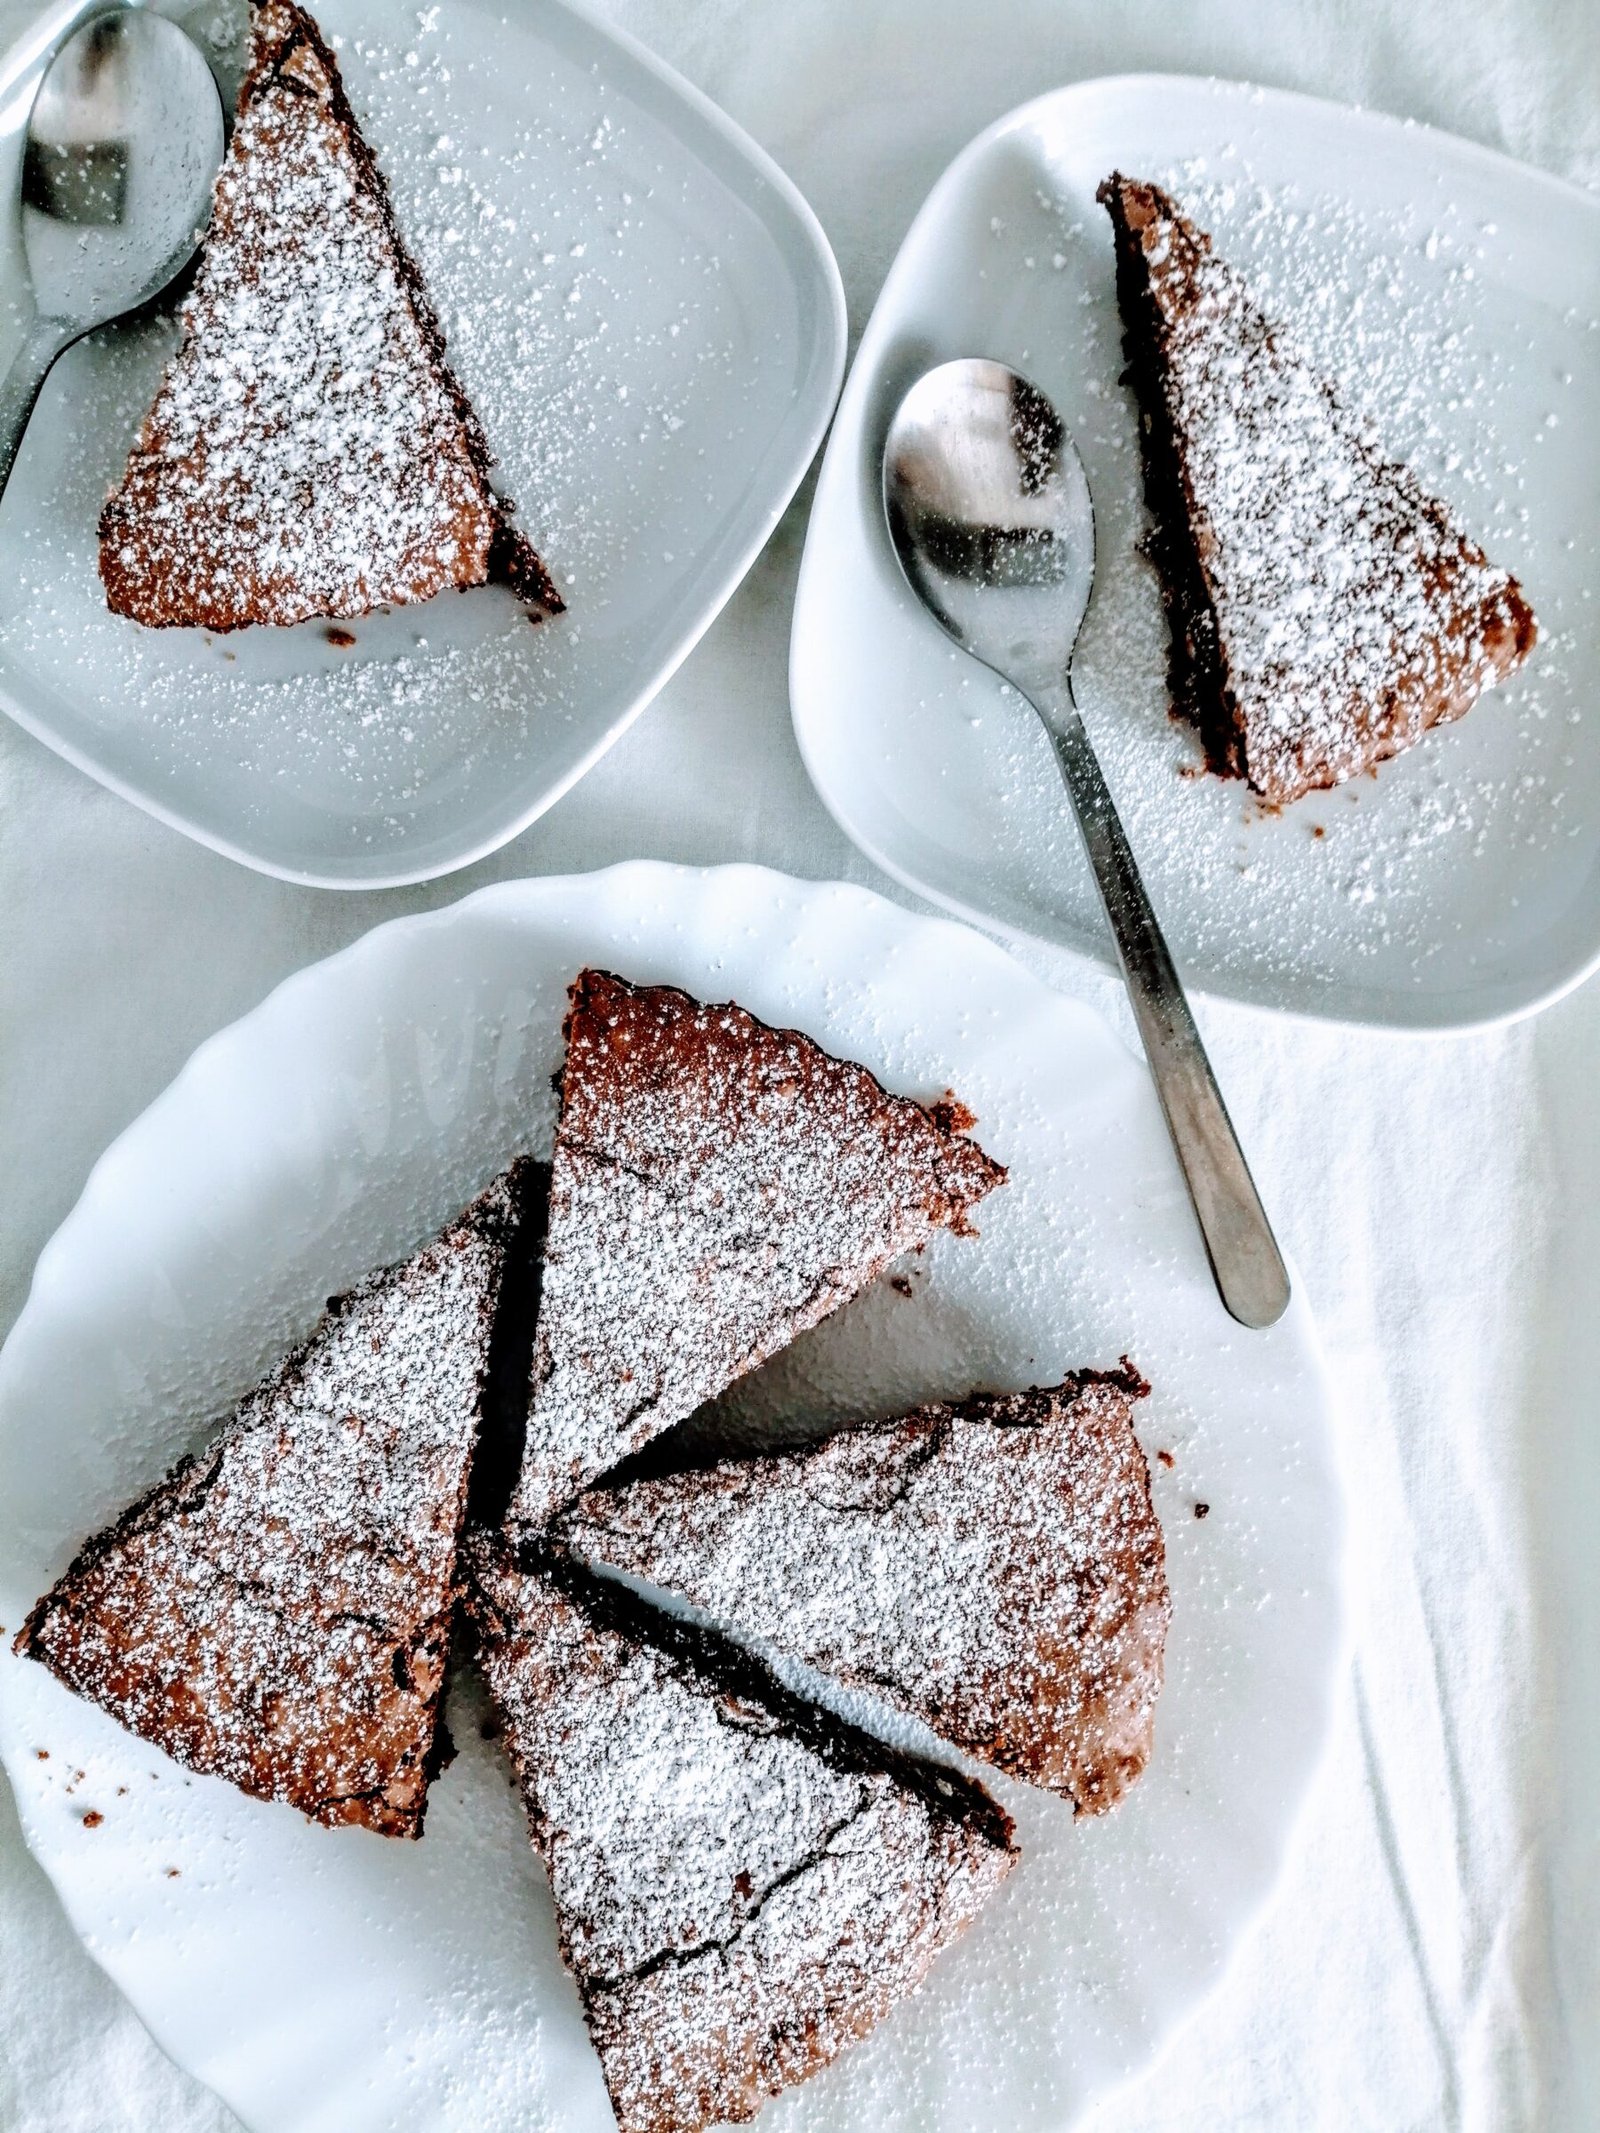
[[1, 0, 1596, 2127]]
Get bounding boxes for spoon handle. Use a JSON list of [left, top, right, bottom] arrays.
[[0, 317, 69, 505], [1040, 686, 1290, 1330]]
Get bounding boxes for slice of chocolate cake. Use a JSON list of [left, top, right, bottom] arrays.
[[15, 1162, 538, 1836], [464, 1539, 1016, 2133], [99, 0, 562, 631], [1097, 173, 1536, 805], [509, 970, 1007, 1533], [556, 1364, 1169, 1813]]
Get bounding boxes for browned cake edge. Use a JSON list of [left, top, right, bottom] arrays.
[[1098, 173, 1239, 782], [589, 1356, 1150, 1493], [1097, 171, 1537, 804]]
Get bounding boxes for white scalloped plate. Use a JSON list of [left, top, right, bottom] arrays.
[[0, 864, 1341, 2133], [790, 75, 1600, 1029], [0, 0, 843, 887]]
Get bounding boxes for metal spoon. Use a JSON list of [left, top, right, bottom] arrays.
[[884, 357, 1290, 1330], [0, 5, 224, 502]]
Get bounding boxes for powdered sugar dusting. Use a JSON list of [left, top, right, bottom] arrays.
[[467, 1545, 1015, 2133], [17, 1168, 517, 1835], [511, 972, 1005, 1531], [559, 1367, 1169, 1813], [830, 115, 1592, 1016]]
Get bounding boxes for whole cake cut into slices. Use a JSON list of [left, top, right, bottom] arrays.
[[464, 1539, 1017, 2133], [98, 0, 561, 631], [557, 1363, 1168, 1813], [508, 971, 1006, 1533], [15, 1162, 537, 1836], [1097, 173, 1536, 805]]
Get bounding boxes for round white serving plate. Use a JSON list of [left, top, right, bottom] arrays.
[[0, 864, 1343, 2133], [0, 0, 844, 887], [790, 74, 1600, 1031]]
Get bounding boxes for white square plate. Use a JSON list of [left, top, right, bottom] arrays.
[[789, 75, 1600, 1029], [0, 0, 844, 886]]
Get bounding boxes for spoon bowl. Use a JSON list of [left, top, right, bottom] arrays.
[[883, 358, 1290, 1330], [885, 356, 1094, 690], [23, 7, 224, 326], [0, 5, 225, 498]]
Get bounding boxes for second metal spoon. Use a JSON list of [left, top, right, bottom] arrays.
[[883, 357, 1290, 1330], [0, 5, 225, 504]]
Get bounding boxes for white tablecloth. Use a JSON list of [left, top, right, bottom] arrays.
[[2, 0, 1596, 2126]]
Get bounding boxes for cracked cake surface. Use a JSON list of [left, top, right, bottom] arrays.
[[1098, 173, 1536, 805], [16, 1162, 535, 1837], [509, 969, 1007, 1533], [557, 1364, 1169, 1812], [464, 1539, 1016, 2133], [98, 0, 562, 631]]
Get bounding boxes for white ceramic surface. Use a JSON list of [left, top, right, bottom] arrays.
[[0, 864, 1342, 2133], [0, 0, 845, 886], [790, 75, 1600, 1030]]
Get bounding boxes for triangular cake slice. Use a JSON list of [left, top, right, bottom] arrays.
[[509, 970, 1007, 1532], [15, 1162, 538, 1836], [464, 1539, 1016, 2133], [99, 0, 562, 631], [1097, 173, 1536, 805], [556, 1364, 1169, 1813]]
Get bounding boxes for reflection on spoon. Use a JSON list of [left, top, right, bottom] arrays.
[[0, 6, 225, 503]]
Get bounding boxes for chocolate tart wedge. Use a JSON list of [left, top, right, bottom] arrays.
[[557, 1364, 1169, 1812], [16, 1162, 538, 1836], [99, 0, 561, 631], [1098, 173, 1535, 804], [465, 1539, 1017, 2133], [509, 969, 1005, 1531]]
